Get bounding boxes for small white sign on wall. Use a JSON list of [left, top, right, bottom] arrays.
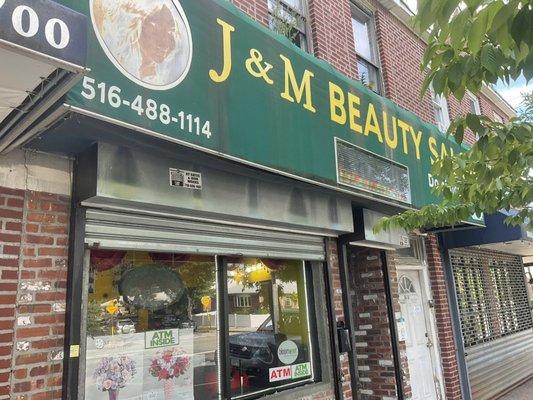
[[169, 168, 202, 190]]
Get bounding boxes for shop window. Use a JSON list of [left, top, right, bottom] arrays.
[[227, 258, 314, 397], [430, 85, 450, 132], [82, 251, 317, 400], [85, 251, 219, 399], [351, 5, 382, 94], [268, 0, 309, 51]]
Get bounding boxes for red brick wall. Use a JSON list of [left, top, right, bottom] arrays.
[[347, 247, 411, 400], [308, 0, 358, 79], [232, 0, 269, 26], [0, 187, 70, 400], [370, 1, 435, 125], [0, 187, 24, 400], [425, 235, 462, 400]]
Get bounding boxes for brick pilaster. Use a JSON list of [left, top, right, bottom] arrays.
[[0, 187, 70, 400], [348, 247, 411, 400], [425, 235, 462, 400]]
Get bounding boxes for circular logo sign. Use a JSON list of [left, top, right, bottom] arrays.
[[90, 0, 193, 90], [277, 340, 299, 365]]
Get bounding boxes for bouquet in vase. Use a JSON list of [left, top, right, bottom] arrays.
[[93, 356, 136, 398], [149, 347, 191, 381], [149, 348, 191, 400]]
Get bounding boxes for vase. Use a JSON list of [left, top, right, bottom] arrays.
[[107, 389, 119, 400], [163, 379, 174, 400]]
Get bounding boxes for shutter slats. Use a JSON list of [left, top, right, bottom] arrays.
[[85, 209, 325, 261]]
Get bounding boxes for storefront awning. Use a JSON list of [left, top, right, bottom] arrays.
[[0, 0, 87, 153], [440, 211, 533, 256]]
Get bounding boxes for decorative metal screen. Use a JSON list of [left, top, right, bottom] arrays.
[[450, 248, 533, 348], [335, 139, 411, 203]]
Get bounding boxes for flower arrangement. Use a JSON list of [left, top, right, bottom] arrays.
[[149, 348, 190, 381], [93, 356, 137, 392]]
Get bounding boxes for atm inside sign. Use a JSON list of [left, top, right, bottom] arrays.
[[269, 362, 311, 382]]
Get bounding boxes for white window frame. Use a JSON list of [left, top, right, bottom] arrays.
[[268, 0, 311, 52], [351, 4, 382, 94], [430, 85, 450, 132], [468, 92, 481, 115], [234, 294, 251, 308]]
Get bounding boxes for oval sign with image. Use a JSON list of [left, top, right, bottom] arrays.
[[90, 0, 193, 90], [277, 340, 299, 365]]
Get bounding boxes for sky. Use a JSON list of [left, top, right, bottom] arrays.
[[495, 76, 532, 111]]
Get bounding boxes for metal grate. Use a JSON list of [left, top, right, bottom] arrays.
[[450, 248, 533, 348]]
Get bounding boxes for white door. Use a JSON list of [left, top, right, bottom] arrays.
[[399, 271, 438, 400]]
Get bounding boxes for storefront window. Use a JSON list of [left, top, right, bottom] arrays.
[[82, 252, 316, 399], [84, 250, 219, 400], [227, 258, 313, 397]]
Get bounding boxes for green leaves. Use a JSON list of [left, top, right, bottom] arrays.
[[374, 1, 533, 233], [415, 0, 529, 99]]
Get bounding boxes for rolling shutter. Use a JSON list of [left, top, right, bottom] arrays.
[[84, 208, 325, 261]]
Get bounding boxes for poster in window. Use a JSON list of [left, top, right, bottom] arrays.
[[142, 328, 194, 400], [85, 329, 194, 400], [85, 333, 145, 400]]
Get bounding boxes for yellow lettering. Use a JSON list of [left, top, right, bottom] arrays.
[[440, 143, 449, 159], [384, 114, 398, 150], [397, 119, 410, 155], [209, 19, 235, 83], [280, 55, 316, 113], [364, 104, 383, 143], [329, 82, 346, 125], [429, 137, 439, 163], [410, 128, 423, 160], [348, 92, 363, 134]]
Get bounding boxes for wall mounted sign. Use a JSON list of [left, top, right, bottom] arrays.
[[55, 0, 475, 217], [169, 168, 202, 190], [0, 0, 87, 66]]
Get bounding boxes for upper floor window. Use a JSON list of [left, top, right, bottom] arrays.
[[431, 85, 451, 132], [268, 0, 309, 51], [468, 92, 481, 115], [493, 112, 504, 123], [351, 5, 382, 94]]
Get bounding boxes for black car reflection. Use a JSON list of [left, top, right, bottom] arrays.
[[228, 316, 307, 386]]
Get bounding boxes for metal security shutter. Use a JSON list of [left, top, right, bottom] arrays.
[[84, 209, 325, 261], [449, 248, 533, 400]]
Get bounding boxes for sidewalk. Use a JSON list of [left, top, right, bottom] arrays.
[[498, 378, 532, 400]]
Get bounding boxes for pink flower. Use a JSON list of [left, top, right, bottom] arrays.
[[103, 380, 113, 390]]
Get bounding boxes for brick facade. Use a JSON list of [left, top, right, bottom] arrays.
[[425, 235, 462, 400], [1, 1, 516, 400], [347, 247, 411, 400], [0, 187, 70, 400]]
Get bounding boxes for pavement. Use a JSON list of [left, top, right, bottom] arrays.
[[498, 378, 533, 400]]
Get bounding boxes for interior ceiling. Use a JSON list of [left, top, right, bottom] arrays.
[[478, 240, 533, 257], [0, 47, 56, 125]]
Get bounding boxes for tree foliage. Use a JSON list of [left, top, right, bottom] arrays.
[[376, 0, 533, 233]]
